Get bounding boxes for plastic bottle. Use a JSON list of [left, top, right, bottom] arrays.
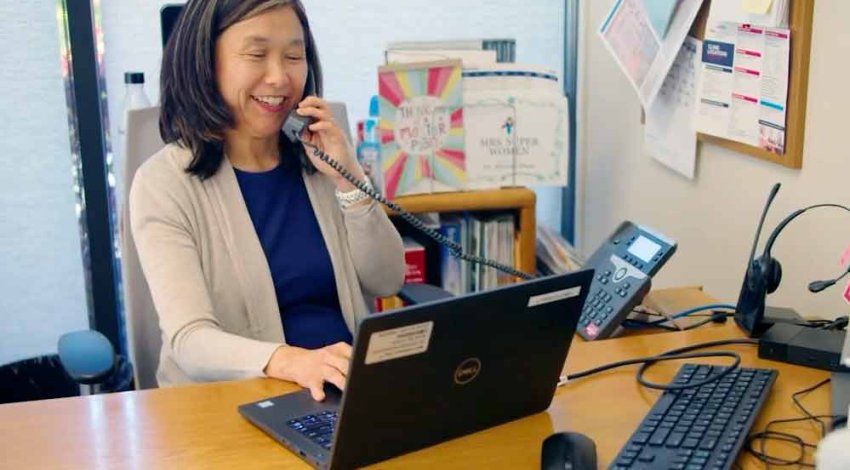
[[117, 72, 152, 145], [357, 95, 383, 192], [114, 72, 151, 196]]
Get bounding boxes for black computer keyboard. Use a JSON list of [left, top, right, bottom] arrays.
[[610, 364, 777, 470], [286, 410, 338, 449]]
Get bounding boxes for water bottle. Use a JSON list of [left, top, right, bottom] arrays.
[[115, 72, 151, 197], [357, 95, 383, 192]]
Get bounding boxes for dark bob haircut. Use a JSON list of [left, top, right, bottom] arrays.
[[159, 0, 322, 179]]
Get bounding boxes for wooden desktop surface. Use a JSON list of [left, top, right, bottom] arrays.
[[0, 322, 830, 469]]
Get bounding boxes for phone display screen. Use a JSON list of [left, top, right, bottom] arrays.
[[628, 236, 661, 262]]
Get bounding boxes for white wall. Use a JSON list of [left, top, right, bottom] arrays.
[[99, 0, 566, 229], [578, 1, 850, 318], [0, 2, 89, 364]]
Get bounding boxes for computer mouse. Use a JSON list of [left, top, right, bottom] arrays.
[[541, 432, 597, 470]]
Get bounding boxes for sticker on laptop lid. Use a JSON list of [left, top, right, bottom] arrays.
[[365, 321, 434, 365], [528, 287, 582, 307], [256, 400, 274, 409]]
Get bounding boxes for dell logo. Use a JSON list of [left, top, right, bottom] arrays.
[[454, 358, 482, 385]]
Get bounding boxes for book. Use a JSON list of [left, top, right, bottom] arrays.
[[375, 237, 427, 312], [464, 90, 568, 189], [386, 49, 497, 68], [402, 237, 426, 284], [386, 39, 516, 63], [377, 60, 466, 199], [476, 213, 516, 290], [438, 215, 464, 296], [462, 65, 569, 189]]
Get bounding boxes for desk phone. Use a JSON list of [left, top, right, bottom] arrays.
[[578, 221, 676, 341]]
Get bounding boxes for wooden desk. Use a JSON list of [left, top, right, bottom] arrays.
[[0, 323, 830, 469]]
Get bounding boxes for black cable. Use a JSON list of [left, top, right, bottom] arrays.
[[622, 318, 680, 331], [564, 338, 757, 390], [791, 378, 832, 436], [745, 379, 838, 468], [623, 311, 732, 332], [298, 138, 535, 280]]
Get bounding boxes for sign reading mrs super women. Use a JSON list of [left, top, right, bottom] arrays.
[[378, 59, 466, 199]]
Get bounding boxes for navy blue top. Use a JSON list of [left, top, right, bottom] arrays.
[[234, 159, 352, 349]]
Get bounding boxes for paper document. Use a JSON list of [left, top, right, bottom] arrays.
[[599, 0, 705, 107], [742, 0, 774, 14], [707, 0, 788, 28], [643, 0, 680, 39], [644, 36, 701, 179], [386, 49, 497, 68], [695, 22, 790, 153]]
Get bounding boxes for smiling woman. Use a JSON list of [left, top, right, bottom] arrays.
[[160, 0, 323, 179], [130, 0, 404, 401]]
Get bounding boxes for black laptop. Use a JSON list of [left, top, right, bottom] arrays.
[[239, 270, 592, 469]]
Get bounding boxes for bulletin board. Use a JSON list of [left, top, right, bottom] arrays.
[[693, 0, 814, 169]]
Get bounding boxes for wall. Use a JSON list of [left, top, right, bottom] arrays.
[[578, 0, 850, 318], [99, 0, 566, 229], [0, 2, 89, 364]]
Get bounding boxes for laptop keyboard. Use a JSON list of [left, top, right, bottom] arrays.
[[610, 364, 776, 469], [286, 410, 338, 449]]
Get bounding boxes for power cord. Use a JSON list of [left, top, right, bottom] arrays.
[[298, 138, 535, 280], [795, 316, 848, 331], [645, 303, 737, 325], [623, 311, 733, 331], [558, 338, 758, 390], [621, 303, 737, 332], [745, 378, 841, 468]]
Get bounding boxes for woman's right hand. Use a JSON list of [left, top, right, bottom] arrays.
[[264, 342, 352, 401]]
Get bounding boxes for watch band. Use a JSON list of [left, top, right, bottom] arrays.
[[335, 176, 373, 209]]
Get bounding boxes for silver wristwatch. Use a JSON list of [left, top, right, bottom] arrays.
[[335, 176, 373, 209]]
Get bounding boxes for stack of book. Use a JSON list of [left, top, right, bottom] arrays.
[[375, 212, 517, 312], [536, 224, 583, 276]]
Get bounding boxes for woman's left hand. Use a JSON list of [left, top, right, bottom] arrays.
[[296, 96, 365, 192]]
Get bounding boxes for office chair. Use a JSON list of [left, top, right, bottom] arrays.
[[0, 330, 133, 404], [121, 106, 166, 389]]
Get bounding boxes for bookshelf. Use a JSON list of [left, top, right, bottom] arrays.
[[384, 187, 537, 275]]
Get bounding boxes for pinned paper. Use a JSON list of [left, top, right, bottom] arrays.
[[742, 0, 773, 15], [843, 280, 850, 305], [643, 0, 680, 39]]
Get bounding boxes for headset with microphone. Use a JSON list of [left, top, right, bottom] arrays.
[[735, 183, 850, 337]]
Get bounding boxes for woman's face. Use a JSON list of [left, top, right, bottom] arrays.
[[215, 6, 308, 140]]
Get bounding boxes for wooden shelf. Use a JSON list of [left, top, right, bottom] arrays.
[[384, 187, 537, 275]]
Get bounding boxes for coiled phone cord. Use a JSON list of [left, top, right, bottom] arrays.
[[298, 137, 535, 281]]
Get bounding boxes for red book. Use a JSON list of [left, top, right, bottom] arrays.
[[374, 238, 426, 312], [402, 237, 426, 284]]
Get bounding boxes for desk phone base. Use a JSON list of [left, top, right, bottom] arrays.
[[579, 221, 676, 341]]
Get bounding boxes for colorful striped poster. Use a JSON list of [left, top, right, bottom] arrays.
[[377, 59, 465, 199]]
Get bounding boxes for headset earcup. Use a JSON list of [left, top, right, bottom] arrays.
[[766, 259, 782, 293]]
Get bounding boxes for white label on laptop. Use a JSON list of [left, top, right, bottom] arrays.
[[365, 321, 434, 365], [527, 287, 582, 307]]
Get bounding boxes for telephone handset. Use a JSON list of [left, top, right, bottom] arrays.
[[576, 221, 677, 341], [281, 112, 532, 281]]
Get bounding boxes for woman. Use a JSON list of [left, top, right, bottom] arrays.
[[130, 0, 404, 401]]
